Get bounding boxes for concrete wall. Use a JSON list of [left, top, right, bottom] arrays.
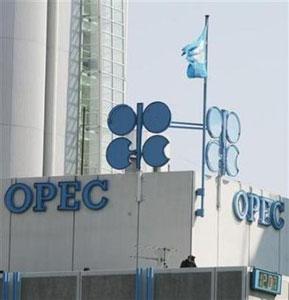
[[192, 175, 289, 276], [0, 171, 194, 272]]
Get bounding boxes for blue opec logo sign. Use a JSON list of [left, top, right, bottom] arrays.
[[4, 179, 109, 214], [232, 191, 285, 230]]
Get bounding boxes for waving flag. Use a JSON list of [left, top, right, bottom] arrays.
[[182, 24, 208, 78]]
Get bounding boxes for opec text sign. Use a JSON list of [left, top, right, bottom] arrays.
[[4, 179, 109, 214], [233, 190, 285, 230]]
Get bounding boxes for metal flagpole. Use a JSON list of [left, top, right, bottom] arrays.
[[196, 15, 209, 217], [136, 170, 142, 269], [135, 103, 143, 269], [80, 106, 86, 175]]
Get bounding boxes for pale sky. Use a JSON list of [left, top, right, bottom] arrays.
[[127, 1, 288, 196]]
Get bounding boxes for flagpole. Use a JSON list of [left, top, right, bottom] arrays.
[[196, 15, 209, 217]]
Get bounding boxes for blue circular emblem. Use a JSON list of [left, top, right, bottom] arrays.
[[107, 104, 136, 136], [143, 101, 171, 133]]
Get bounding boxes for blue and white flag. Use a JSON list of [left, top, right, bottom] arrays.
[[182, 24, 208, 78]]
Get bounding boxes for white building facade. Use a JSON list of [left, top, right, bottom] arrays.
[[0, 0, 127, 180], [1, 171, 288, 276]]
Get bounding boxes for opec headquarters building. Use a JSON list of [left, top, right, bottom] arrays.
[[0, 1, 289, 300]]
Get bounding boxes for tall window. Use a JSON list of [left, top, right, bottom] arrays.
[[76, 0, 126, 175]]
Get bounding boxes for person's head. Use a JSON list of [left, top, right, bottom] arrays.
[[188, 255, 195, 262]]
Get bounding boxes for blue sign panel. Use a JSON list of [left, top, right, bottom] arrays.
[[143, 101, 171, 133], [108, 104, 136, 136], [106, 137, 133, 170], [232, 190, 285, 230], [4, 179, 109, 214], [251, 268, 282, 295], [142, 135, 169, 167], [106, 102, 171, 170]]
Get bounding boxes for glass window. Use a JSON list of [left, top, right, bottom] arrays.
[[113, 23, 123, 36], [113, 36, 123, 50], [112, 49, 123, 63], [83, 1, 98, 18], [102, 32, 112, 47], [102, 127, 113, 142], [86, 111, 99, 127], [101, 5, 112, 19], [102, 46, 112, 59], [102, 87, 112, 100], [113, 78, 123, 90], [102, 73, 112, 88], [101, 19, 112, 32], [102, 100, 113, 117], [102, 0, 112, 6], [113, 10, 123, 23], [81, 74, 91, 87], [113, 0, 122, 10], [113, 90, 124, 104], [113, 63, 124, 78], [83, 31, 90, 45], [102, 60, 112, 73], [83, 2, 90, 16], [82, 19, 91, 32], [81, 85, 90, 99]]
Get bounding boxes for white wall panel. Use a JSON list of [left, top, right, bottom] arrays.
[[0, 37, 14, 179], [0, 0, 47, 179], [0, 0, 15, 39], [0, 178, 13, 271], [240, 182, 253, 266], [13, 1, 47, 44], [9, 176, 74, 272], [11, 40, 46, 130], [10, 127, 43, 178], [0, 125, 12, 178], [56, 2, 72, 53], [43, 0, 71, 176], [249, 188, 280, 273], [73, 173, 138, 270], [140, 171, 194, 269], [218, 179, 249, 267], [192, 176, 218, 267]]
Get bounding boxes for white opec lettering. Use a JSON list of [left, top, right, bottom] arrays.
[[232, 190, 285, 230]]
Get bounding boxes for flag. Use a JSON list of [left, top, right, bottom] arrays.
[[182, 24, 208, 78]]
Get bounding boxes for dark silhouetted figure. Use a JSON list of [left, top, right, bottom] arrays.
[[180, 255, 197, 268]]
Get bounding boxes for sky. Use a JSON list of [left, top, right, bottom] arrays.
[[126, 1, 289, 196]]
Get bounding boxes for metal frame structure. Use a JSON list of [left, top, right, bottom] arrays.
[[76, 0, 127, 175]]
